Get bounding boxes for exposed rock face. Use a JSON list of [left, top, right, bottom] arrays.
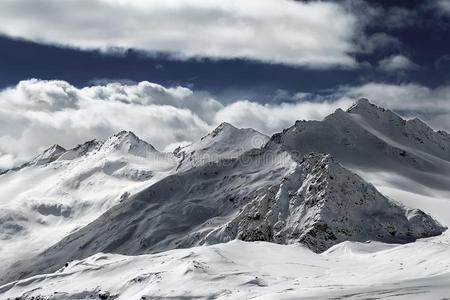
[[201, 153, 445, 252], [4, 148, 444, 284], [0, 101, 448, 286], [267, 98, 450, 191]]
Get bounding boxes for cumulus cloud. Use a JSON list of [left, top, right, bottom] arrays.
[[1, 79, 450, 167], [214, 99, 353, 134], [378, 55, 419, 72], [0, 79, 214, 164], [0, 79, 338, 165], [0, 0, 358, 68], [0, 79, 353, 165]]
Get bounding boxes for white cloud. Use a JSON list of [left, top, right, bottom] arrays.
[[0, 152, 18, 170], [0, 79, 352, 165], [0, 0, 358, 68], [436, 0, 450, 15], [0, 79, 214, 163], [214, 99, 353, 135], [378, 55, 418, 72], [1, 79, 450, 167]]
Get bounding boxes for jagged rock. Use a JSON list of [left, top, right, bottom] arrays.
[[267, 98, 450, 190], [201, 153, 445, 252], [0, 100, 448, 287], [4, 148, 444, 284]]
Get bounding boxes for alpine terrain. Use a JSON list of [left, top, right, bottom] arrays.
[[1, 99, 449, 299]]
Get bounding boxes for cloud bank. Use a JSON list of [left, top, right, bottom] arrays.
[[1, 79, 450, 169], [0, 0, 358, 68]]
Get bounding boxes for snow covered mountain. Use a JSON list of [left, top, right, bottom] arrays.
[[0, 124, 268, 277], [1, 99, 450, 298], [0, 131, 177, 273], [267, 98, 450, 227], [268, 98, 450, 191], [2, 140, 444, 284], [174, 122, 269, 171]]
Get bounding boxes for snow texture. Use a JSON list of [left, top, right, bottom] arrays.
[[0, 99, 449, 299]]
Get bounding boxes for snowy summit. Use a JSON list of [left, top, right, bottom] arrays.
[[0, 99, 449, 299]]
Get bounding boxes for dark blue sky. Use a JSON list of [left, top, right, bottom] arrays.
[[0, 0, 449, 102]]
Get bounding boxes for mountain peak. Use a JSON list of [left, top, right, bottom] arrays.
[[210, 122, 238, 138], [217, 122, 235, 129], [47, 144, 66, 153], [31, 144, 66, 166], [113, 130, 140, 140], [101, 130, 157, 156], [58, 139, 103, 160], [107, 130, 148, 144], [176, 122, 269, 171], [346, 98, 383, 113]]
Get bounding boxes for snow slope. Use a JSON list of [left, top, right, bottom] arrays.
[[1, 99, 450, 298], [269, 98, 450, 191], [0, 124, 269, 282], [2, 236, 450, 300], [268, 98, 450, 228], [174, 122, 269, 171], [3, 146, 443, 284], [0, 131, 177, 273]]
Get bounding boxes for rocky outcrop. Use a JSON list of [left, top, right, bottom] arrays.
[[3, 149, 444, 284]]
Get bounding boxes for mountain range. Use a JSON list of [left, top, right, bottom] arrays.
[[1, 99, 449, 299]]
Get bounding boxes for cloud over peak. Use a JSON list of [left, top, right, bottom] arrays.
[[1, 79, 450, 169]]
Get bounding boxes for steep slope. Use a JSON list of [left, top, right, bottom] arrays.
[[30, 144, 67, 166], [97, 130, 158, 158], [58, 139, 102, 161], [0, 131, 177, 273], [347, 99, 450, 161], [3, 147, 444, 284], [1, 99, 449, 291], [0, 144, 66, 175], [0, 124, 266, 276], [174, 122, 269, 171], [201, 153, 444, 252], [267, 98, 450, 195]]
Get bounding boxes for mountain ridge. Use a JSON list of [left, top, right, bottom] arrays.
[[2, 135, 445, 284], [0, 99, 449, 288]]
